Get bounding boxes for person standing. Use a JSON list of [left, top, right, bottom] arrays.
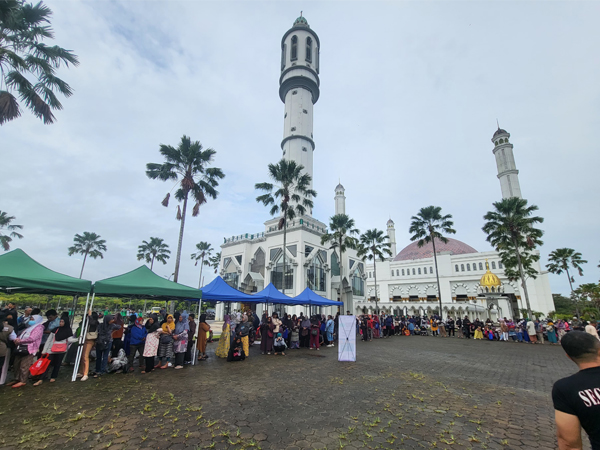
[[9, 314, 44, 388], [309, 316, 321, 350], [260, 316, 274, 355], [534, 319, 545, 344], [142, 315, 162, 373], [185, 313, 197, 363], [173, 312, 189, 369], [499, 319, 509, 341], [35, 316, 73, 385], [527, 320, 538, 344], [0, 313, 16, 377], [216, 314, 231, 359], [77, 310, 99, 381], [462, 316, 471, 339], [95, 314, 120, 377], [127, 317, 147, 372], [456, 317, 463, 338], [2, 302, 18, 329], [197, 314, 211, 360], [110, 313, 124, 360], [326, 315, 335, 347], [157, 314, 175, 369], [446, 317, 455, 337], [585, 321, 600, 341], [552, 331, 600, 450]]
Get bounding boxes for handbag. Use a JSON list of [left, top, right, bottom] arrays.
[[29, 355, 51, 376], [160, 333, 173, 345], [51, 339, 68, 353], [15, 344, 29, 355], [86, 330, 98, 340]]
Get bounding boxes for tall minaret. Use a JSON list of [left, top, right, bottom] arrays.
[[334, 182, 345, 215], [387, 218, 397, 257], [280, 15, 320, 215], [492, 127, 522, 199]]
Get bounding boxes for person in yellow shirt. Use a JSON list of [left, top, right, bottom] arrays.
[[474, 325, 484, 340], [430, 318, 439, 336]]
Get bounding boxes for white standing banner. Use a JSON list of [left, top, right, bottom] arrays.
[[338, 315, 356, 362]]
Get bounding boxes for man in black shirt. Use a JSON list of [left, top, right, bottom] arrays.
[[552, 331, 600, 450]]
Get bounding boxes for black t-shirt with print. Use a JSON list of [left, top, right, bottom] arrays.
[[552, 366, 600, 449]]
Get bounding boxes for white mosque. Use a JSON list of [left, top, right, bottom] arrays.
[[217, 16, 555, 321]]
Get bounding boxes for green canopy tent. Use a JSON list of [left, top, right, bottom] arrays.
[[72, 266, 202, 380], [0, 248, 91, 295]]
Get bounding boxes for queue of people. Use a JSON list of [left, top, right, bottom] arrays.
[[0, 303, 211, 387]]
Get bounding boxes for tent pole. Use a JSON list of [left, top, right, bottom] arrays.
[[192, 297, 202, 365], [71, 292, 92, 382]]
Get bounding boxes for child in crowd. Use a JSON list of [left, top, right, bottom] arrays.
[[290, 327, 300, 349], [227, 337, 245, 362], [273, 333, 287, 356]]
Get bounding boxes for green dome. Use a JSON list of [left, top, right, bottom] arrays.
[[293, 15, 309, 27]]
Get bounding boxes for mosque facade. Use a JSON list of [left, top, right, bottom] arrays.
[[217, 16, 555, 321]]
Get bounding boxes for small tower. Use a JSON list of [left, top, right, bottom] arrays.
[[492, 126, 522, 199], [387, 218, 397, 257], [334, 182, 345, 215], [280, 14, 320, 215]]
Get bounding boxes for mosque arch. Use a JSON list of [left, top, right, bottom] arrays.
[[305, 37, 312, 62], [291, 35, 298, 60]]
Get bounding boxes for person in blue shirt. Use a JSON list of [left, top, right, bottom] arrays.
[[325, 315, 335, 347]]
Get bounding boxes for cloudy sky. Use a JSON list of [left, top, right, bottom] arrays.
[[3, 1, 599, 296]]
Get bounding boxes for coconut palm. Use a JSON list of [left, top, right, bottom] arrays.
[[137, 237, 171, 271], [0, 210, 23, 250], [357, 229, 392, 314], [482, 197, 544, 320], [0, 0, 79, 125], [321, 214, 360, 304], [68, 231, 107, 278], [209, 252, 221, 274], [546, 248, 587, 294], [146, 135, 224, 284], [191, 242, 213, 288], [409, 206, 456, 318], [255, 159, 317, 292]]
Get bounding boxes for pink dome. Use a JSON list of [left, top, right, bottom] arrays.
[[394, 238, 477, 261]]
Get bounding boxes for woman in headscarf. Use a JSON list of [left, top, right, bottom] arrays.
[[9, 314, 44, 388], [260, 316, 274, 355], [76, 310, 99, 381], [227, 336, 246, 362], [546, 320, 558, 344], [184, 313, 197, 363], [127, 316, 147, 372], [216, 314, 231, 359], [110, 312, 125, 360], [300, 315, 311, 348], [157, 314, 175, 369], [142, 315, 162, 373], [197, 314, 211, 361], [94, 314, 120, 377], [33, 316, 73, 385], [173, 312, 189, 369], [237, 314, 250, 358]]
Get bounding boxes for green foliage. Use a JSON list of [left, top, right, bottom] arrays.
[[209, 252, 221, 274], [409, 206, 456, 247], [321, 214, 360, 283], [546, 248, 587, 293], [552, 294, 576, 315], [0, 210, 24, 251], [68, 231, 107, 278], [0, 0, 79, 124], [137, 237, 170, 270]]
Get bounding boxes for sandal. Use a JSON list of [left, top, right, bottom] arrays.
[[50, 379, 56, 383], [160, 364, 168, 369], [33, 380, 43, 386]]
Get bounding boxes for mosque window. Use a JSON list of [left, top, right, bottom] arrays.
[[291, 127, 296, 131], [315, 46, 319, 74], [423, 267, 427, 274], [495, 141, 498, 146], [292, 90, 298, 95], [418, 268, 421, 275], [412, 268, 415, 275], [430, 267, 433, 274], [467, 264, 471, 271], [303, 109, 308, 114], [391, 271, 394, 277], [396, 270, 399, 276], [331, 252, 340, 276], [307, 251, 326, 291], [302, 147, 307, 152], [498, 261, 503, 269], [291, 35, 298, 60], [491, 261, 496, 269], [281, 44, 286, 71], [271, 252, 293, 290], [305, 37, 312, 62], [402, 269, 405, 276], [455, 265, 459, 272], [461, 264, 465, 272], [479, 262, 483, 270]]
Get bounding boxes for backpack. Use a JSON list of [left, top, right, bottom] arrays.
[[311, 328, 318, 336]]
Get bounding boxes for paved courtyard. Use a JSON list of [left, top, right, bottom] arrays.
[[0, 335, 587, 450]]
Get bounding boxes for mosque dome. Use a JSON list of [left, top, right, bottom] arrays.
[[480, 261, 501, 288], [393, 238, 477, 261], [335, 182, 344, 191], [387, 218, 395, 227], [493, 128, 509, 138], [293, 15, 309, 27]]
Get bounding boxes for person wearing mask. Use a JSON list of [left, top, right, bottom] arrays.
[[197, 314, 211, 361], [127, 317, 147, 372], [77, 310, 99, 381], [35, 316, 73, 385], [157, 314, 175, 369], [552, 331, 600, 450], [142, 315, 162, 373], [172, 312, 189, 369], [8, 314, 44, 388], [185, 313, 197, 364], [94, 314, 120, 377], [40, 309, 60, 353]]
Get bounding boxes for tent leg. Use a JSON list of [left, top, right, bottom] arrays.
[[71, 293, 92, 382], [192, 298, 202, 365]]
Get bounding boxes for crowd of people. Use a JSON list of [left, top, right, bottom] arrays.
[[0, 302, 213, 387], [2, 300, 600, 388]]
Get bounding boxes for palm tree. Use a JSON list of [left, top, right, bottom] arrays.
[[0, 0, 79, 125], [255, 159, 317, 292], [209, 252, 221, 274], [137, 237, 171, 271], [191, 242, 213, 289], [482, 197, 544, 320], [546, 248, 587, 294], [409, 206, 456, 318], [357, 229, 392, 314], [321, 214, 360, 306], [0, 210, 23, 250], [68, 231, 107, 278], [146, 135, 225, 284]]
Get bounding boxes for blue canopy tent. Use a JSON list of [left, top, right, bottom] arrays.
[[251, 283, 303, 305], [294, 287, 344, 307], [198, 276, 262, 303]]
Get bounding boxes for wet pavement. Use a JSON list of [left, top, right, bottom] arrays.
[[0, 335, 587, 450]]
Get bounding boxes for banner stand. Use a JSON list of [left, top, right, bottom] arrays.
[[338, 315, 356, 362]]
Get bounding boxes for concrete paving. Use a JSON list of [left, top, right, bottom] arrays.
[[0, 334, 587, 450]]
